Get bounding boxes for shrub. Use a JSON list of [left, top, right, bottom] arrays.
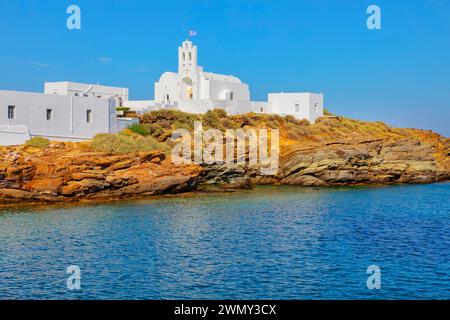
[[296, 119, 310, 127], [91, 134, 137, 153], [91, 133, 170, 154], [25, 137, 50, 149], [221, 117, 240, 130], [202, 109, 224, 130], [142, 109, 199, 125], [173, 120, 192, 131], [212, 108, 227, 118], [284, 115, 297, 123], [147, 123, 165, 137], [128, 123, 150, 136], [142, 136, 172, 154], [119, 128, 134, 136]]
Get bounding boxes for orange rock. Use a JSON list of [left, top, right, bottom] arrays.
[[150, 157, 162, 164], [61, 179, 109, 196], [0, 188, 35, 201], [71, 172, 105, 181], [34, 161, 53, 176], [108, 159, 137, 171], [24, 177, 64, 194]]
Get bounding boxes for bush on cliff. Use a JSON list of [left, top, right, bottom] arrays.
[[202, 109, 224, 130], [138, 107, 404, 145], [128, 123, 150, 136], [25, 137, 50, 149], [90, 133, 170, 154]]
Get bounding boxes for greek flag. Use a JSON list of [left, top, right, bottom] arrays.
[[188, 30, 197, 37]]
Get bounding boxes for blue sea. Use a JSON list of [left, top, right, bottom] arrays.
[[0, 183, 449, 300]]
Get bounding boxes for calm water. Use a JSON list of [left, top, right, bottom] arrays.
[[0, 183, 449, 299]]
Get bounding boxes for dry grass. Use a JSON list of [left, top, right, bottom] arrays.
[[137, 109, 421, 148], [90, 133, 170, 154], [25, 137, 50, 149]]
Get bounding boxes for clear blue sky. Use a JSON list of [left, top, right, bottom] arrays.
[[1, 0, 449, 136]]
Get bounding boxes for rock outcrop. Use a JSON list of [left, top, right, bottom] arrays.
[[0, 143, 202, 205], [198, 134, 450, 188], [1, 112, 449, 205], [276, 137, 449, 186]]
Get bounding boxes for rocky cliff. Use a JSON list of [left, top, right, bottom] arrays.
[[200, 136, 450, 189], [0, 143, 202, 205], [194, 112, 450, 189], [1, 110, 449, 205]]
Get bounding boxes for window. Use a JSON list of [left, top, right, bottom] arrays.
[[189, 52, 192, 61], [166, 94, 170, 101], [8, 105, 15, 119], [46, 109, 53, 121], [183, 52, 186, 61], [230, 92, 234, 101], [295, 104, 300, 113], [86, 109, 92, 123], [315, 103, 319, 113]]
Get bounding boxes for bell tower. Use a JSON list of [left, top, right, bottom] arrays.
[[178, 40, 198, 76]]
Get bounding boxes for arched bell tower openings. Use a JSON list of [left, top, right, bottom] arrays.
[[178, 40, 198, 75]]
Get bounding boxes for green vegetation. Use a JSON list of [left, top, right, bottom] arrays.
[[90, 133, 170, 154], [127, 123, 150, 136], [25, 137, 50, 149], [116, 107, 130, 112], [202, 109, 224, 130], [91, 107, 404, 155]]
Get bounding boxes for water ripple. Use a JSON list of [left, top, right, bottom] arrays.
[[0, 183, 449, 299]]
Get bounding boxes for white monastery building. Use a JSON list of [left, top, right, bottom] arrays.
[[126, 40, 324, 122], [0, 39, 324, 146], [0, 82, 136, 146]]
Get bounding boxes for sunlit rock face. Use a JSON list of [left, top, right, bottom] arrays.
[[0, 143, 203, 205]]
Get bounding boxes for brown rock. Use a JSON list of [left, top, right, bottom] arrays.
[[139, 150, 166, 162], [150, 157, 162, 164], [61, 178, 109, 196], [108, 159, 136, 171], [0, 188, 35, 202], [71, 172, 105, 181], [105, 175, 127, 188], [281, 175, 328, 186], [34, 161, 53, 176], [25, 177, 64, 194]]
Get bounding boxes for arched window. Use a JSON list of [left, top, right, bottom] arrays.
[[182, 52, 185, 61], [188, 52, 192, 61]]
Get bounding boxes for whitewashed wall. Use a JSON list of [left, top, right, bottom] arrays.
[[154, 72, 181, 103], [0, 125, 31, 146], [0, 90, 116, 144], [268, 92, 324, 123], [45, 81, 129, 100]]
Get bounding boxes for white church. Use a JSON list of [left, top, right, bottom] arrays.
[[0, 39, 324, 146], [126, 40, 324, 122]]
